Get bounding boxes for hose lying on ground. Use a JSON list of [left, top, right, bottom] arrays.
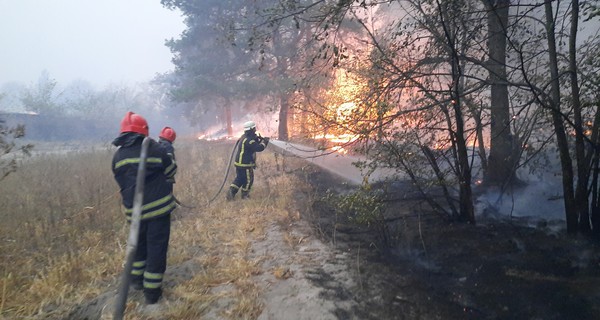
[[206, 138, 241, 205]]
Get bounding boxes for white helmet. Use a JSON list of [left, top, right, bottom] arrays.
[[243, 121, 256, 131]]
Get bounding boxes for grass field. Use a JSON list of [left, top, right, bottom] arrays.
[[0, 138, 310, 319]]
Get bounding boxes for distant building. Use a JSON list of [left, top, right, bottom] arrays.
[[0, 111, 39, 126], [1, 111, 112, 141]]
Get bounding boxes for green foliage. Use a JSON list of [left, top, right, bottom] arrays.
[[19, 71, 60, 114], [323, 185, 394, 247], [324, 186, 385, 226], [582, 0, 600, 21], [0, 119, 33, 181], [161, 0, 262, 101]]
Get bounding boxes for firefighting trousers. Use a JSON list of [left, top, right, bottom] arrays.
[[230, 167, 254, 195], [130, 214, 171, 301]]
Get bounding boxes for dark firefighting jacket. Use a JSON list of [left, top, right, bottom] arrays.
[[234, 131, 267, 168], [158, 138, 175, 160], [112, 133, 177, 221]]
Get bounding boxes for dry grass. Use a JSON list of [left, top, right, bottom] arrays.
[[0, 138, 309, 320], [0, 146, 124, 319]]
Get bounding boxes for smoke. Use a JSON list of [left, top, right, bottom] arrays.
[[197, 111, 279, 140], [475, 160, 565, 226]]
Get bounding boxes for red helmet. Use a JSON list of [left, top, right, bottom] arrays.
[[159, 126, 176, 142], [120, 111, 149, 136]]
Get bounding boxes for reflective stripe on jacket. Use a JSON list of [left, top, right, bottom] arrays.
[[234, 133, 267, 168], [112, 136, 177, 221]]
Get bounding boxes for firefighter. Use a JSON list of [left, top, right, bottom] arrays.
[[158, 126, 176, 160], [227, 121, 269, 200], [111, 111, 177, 305], [158, 126, 177, 184]]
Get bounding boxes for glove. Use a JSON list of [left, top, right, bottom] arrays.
[[263, 137, 270, 146]]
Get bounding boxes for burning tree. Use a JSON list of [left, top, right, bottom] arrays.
[[289, 0, 488, 223], [261, 0, 600, 232], [161, 0, 600, 234]]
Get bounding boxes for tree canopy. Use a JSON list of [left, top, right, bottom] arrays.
[[160, 0, 600, 233]]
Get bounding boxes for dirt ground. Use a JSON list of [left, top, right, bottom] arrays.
[[69, 158, 600, 320]]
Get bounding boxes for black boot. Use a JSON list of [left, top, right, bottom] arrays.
[[144, 287, 162, 304], [129, 275, 143, 291], [226, 187, 237, 201], [241, 191, 250, 199]]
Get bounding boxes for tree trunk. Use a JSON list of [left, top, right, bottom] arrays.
[[224, 98, 233, 137], [473, 102, 488, 176], [544, 2, 577, 233], [278, 94, 289, 141], [453, 100, 475, 224], [590, 109, 600, 235], [437, 0, 475, 224], [568, 0, 591, 233], [484, 0, 517, 186], [591, 146, 600, 235]]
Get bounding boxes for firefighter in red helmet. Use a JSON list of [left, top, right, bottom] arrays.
[[111, 111, 177, 305], [226, 121, 269, 200], [158, 126, 176, 159], [159, 126, 177, 184]]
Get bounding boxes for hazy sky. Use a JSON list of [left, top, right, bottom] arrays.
[[0, 0, 185, 87]]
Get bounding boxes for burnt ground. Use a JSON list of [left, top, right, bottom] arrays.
[[296, 164, 600, 320]]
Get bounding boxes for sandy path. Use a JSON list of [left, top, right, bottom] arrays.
[[252, 219, 358, 320]]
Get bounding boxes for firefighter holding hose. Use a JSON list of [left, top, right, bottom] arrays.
[[158, 126, 176, 160], [111, 111, 177, 305], [226, 121, 269, 200], [158, 126, 177, 184]]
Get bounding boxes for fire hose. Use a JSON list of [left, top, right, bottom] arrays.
[[106, 136, 243, 317], [173, 195, 196, 209], [113, 136, 150, 320], [177, 134, 268, 208], [206, 137, 241, 205]]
